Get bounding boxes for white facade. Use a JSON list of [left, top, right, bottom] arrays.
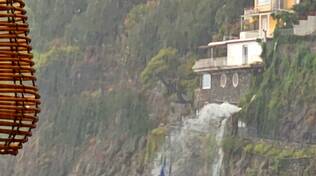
[[240, 31, 260, 39], [227, 41, 263, 66], [192, 38, 264, 72], [257, 0, 270, 5]]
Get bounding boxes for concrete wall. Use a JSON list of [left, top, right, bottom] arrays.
[[294, 16, 316, 36], [240, 31, 260, 39], [227, 41, 262, 66]]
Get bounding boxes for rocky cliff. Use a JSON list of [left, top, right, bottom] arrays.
[[0, 0, 235, 175], [226, 34, 316, 176]]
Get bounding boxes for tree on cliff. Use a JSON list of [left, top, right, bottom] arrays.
[[141, 48, 196, 104]]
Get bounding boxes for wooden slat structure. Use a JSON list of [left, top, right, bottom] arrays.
[[0, 0, 40, 155]]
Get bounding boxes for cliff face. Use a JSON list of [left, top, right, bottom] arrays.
[[0, 0, 153, 175], [226, 35, 316, 176], [240, 35, 316, 142], [0, 0, 240, 175]]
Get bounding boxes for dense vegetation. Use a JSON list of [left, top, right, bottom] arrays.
[[2, 0, 252, 175], [1, 0, 314, 175], [30, 0, 251, 102], [240, 33, 316, 140], [293, 0, 316, 18]]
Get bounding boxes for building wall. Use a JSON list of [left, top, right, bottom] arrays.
[[285, 0, 298, 9], [227, 41, 262, 66], [255, 0, 272, 12], [268, 15, 277, 36], [255, 0, 298, 12], [195, 68, 261, 108], [294, 16, 316, 36]]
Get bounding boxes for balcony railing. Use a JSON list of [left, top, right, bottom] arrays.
[[192, 57, 227, 72], [244, 7, 259, 15], [240, 30, 260, 39], [201, 57, 227, 67], [244, 0, 291, 15], [212, 57, 227, 67]]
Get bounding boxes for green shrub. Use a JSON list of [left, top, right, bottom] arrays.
[[145, 127, 167, 162]]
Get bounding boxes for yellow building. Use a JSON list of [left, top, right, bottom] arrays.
[[241, 0, 301, 38]]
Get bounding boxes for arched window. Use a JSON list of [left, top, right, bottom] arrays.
[[202, 73, 211, 89], [220, 73, 227, 88], [232, 73, 239, 88]]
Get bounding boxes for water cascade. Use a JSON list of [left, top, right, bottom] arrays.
[[212, 118, 228, 176], [151, 103, 241, 176]]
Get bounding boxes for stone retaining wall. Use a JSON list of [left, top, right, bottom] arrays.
[[294, 16, 316, 36]]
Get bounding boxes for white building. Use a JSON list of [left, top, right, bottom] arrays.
[[192, 0, 301, 105]]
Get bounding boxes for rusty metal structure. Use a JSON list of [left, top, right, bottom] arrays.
[[0, 0, 40, 155]]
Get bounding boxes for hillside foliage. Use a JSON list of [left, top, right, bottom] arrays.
[[240, 35, 316, 139], [4, 0, 254, 175]]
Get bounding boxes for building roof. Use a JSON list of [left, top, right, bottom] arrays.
[[207, 38, 259, 47], [199, 38, 260, 48]]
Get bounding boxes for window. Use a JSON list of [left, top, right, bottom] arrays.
[[202, 74, 211, 89], [232, 73, 239, 88], [261, 15, 268, 32], [220, 74, 227, 88], [242, 45, 248, 65], [257, 0, 270, 5]]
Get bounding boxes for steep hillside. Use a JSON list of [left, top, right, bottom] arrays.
[[241, 34, 316, 142], [226, 33, 316, 176], [3, 0, 315, 175], [0, 0, 250, 176]]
